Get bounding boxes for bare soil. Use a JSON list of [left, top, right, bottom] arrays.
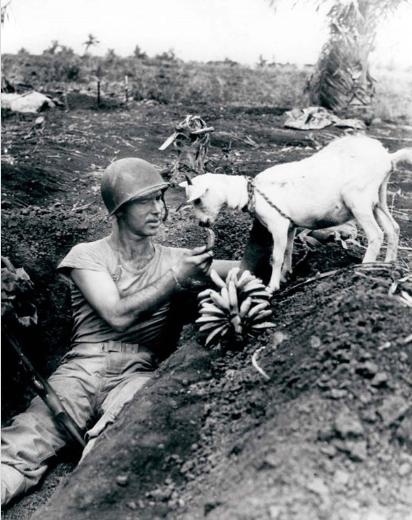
[[1, 97, 412, 520]]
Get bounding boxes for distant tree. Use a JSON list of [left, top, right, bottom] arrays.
[[58, 45, 75, 56], [257, 55, 267, 67], [105, 48, 117, 63], [133, 45, 147, 59], [269, 0, 408, 113], [155, 49, 177, 62], [44, 40, 60, 55], [83, 33, 100, 54]]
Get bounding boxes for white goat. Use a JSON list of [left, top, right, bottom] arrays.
[[180, 135, 412, 293]]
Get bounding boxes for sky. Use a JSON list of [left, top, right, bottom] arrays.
[[1, 0, 412, 68]]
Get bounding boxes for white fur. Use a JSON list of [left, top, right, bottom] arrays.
[[180, 135, 412, 292]]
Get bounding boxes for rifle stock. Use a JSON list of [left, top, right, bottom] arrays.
[[6, 331, 86, 448]]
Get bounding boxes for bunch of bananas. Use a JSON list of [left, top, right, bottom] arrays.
[[196, 267, 274, 347]]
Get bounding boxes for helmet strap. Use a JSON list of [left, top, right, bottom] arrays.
[[161, 192, 168, 222]]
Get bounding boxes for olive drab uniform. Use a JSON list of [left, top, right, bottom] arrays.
[[1, 238, 189, 505]]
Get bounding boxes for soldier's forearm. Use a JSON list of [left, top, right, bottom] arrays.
[[108, 269, 180, 331]]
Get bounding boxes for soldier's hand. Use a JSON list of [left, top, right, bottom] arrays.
[[175, 245, 214, 283]]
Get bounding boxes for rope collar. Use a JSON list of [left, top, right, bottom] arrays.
[[242, 176, 297, 227]]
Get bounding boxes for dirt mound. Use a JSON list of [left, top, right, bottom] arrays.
[[2, 100, 411, 519], [26, 261, 412, 520]]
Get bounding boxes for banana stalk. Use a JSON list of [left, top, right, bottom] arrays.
[[197, 267, 275, 348]]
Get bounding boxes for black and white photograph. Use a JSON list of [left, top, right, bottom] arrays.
[[1, 0, 412, 518]]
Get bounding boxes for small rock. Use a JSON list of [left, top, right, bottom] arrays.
[[345, 440, 368, 462], [378, 341, 391, 351], [320, 444, 337, 458], [333, 469, 350, 486], [398, 463, 411, 477], [370, 372, 389, 387], [335, 408, 364, 439], [272, 331, 288, 348], [378, 396, 410, 426], [306, 477, 329, 497], [356, 361, 379, 378], [310, 336, 322, 349], [204, 501, 223, 515], [261, 452, 281, 469], [126, 501, 137, 510], [269, 505, 281, 519], [358, 392, 373, 404], [151, 487, 172, 501], [317, 426, 335, 442], [329, 388, 348, 399], [396, 415, 412, 448], [115, 474, 129, 486], [363, 510, 388, 520], [399, 351, 408, 363], [362, 409, 378, 423]]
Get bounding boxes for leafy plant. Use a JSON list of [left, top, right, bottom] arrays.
[[270, 0, 408, 113], [1, 257, 37, 328]]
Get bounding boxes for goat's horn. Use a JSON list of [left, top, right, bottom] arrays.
[[185, 174, 193, 185]]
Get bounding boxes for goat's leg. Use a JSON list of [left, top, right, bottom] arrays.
[[377, 181, 400, 261], [240, 219, 273, 284], [280, 226, 296, 282], [348, 202, 384, 263], [267, 222, 289, 293], [374, 206, 399, 262]]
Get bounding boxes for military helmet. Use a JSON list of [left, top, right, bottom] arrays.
[[101, 158, 169, 215]]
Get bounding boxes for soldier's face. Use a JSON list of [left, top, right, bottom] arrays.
[[119, 191, 163, 236]]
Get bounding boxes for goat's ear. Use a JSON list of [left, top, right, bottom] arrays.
[[178, 181, 188, 189]]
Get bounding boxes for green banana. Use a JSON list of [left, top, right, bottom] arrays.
[[199, 321, 225, 332], [210, 269, 226, 289], [251, 322, 275, 330], [230, 314, 242, 335], [239, 296, 252, 317], [196, 315, 226, 324], [247, 301, 270, 320], [210, 291, 231, 312], [198, 288, 213, 300], [249, 291, 272, 300], [227, 280, 239, 313], [250, 309, 272, 323], [199, 304, 227, 316], [206, 228, 216, 249], [242, 280, 267, 295], [205, 323, 229, 347], [235, 269, 255, 289], [226, 267, 240, 284]]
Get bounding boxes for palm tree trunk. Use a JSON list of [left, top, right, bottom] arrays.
[[306, 0, 376, 116]]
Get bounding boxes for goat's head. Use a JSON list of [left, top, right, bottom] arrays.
[[179, 174, 226, 226]]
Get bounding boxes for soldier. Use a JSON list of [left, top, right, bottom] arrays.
[[1, 157, 239, 506]]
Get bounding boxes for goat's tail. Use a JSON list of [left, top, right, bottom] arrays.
[[389, 148, 412, 168]]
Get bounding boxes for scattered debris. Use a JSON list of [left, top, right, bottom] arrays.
[[159, 115, 214, 183], [334, 407, 364, 439], [251, 346, 270, 381], [2, 91, 55, 113], [284, 106, 366, 131], [377, 396, 410, 426]]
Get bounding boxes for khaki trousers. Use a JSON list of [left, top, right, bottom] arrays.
[[1, 342, 154, 506]]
